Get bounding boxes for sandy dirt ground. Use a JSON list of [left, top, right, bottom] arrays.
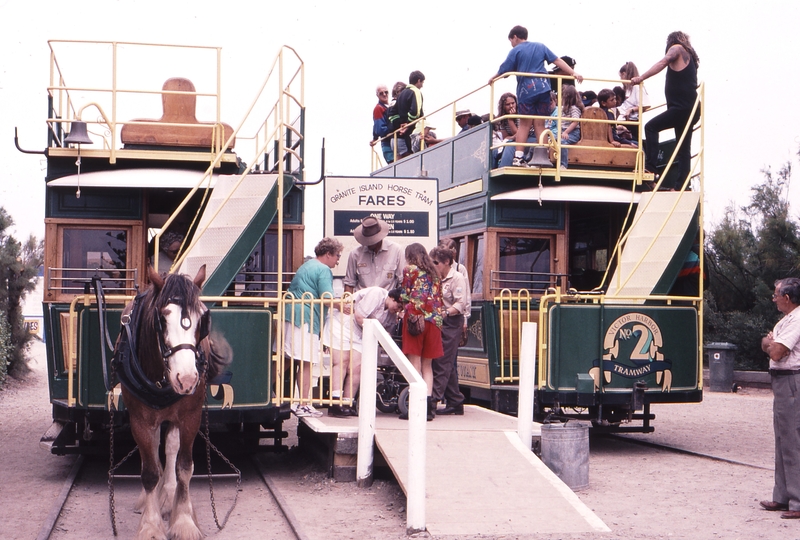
[[1, 340, 798, 540]]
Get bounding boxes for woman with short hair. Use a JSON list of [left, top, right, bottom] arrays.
[[279, 237, 343, 418]]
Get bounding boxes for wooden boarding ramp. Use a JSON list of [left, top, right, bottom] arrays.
[[306, 407, 609, 536]]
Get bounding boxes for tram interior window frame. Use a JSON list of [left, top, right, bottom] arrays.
[[45, 220, 143, 301]]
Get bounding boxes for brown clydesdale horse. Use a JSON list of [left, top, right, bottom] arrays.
[[115, 265, 231, 539]]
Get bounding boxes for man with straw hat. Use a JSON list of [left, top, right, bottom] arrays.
[[343, 216, 403, 294]]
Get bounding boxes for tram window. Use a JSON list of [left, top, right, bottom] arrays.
[[497, 237, 552, 292], [472, 235, 485, 296], [229, 231, 293, 296], [60, 228, 129, 294], [595, 248, 608, 271]]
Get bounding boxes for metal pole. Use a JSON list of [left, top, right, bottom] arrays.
[[518, 322, 537, 449], [356, 320, 378, 487]]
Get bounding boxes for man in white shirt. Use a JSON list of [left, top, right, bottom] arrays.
[[760, 277, 800, 519]]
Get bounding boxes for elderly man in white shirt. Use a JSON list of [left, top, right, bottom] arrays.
[[760, 277, 800, 519]]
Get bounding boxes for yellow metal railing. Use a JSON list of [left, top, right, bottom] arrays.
[[44, 41, 305, 287], [493, 289, 536, 383], [163, 45, 305, 282], [369, 72, 649, 180], [63, 291, 367, 410], [47, 40, 229, 164], [600, 83, 705, 296], [274, 293, 364, 409]]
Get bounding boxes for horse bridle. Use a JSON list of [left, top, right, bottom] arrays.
[[154, 298, 211, 381]]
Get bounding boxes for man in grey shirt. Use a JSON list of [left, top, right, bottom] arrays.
[[343, 216, 403, 293]]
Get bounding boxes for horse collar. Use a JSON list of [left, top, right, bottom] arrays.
[[112, 294, 200, 409]]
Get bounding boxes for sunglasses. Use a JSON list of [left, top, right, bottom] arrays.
[[379, 91, 388, 96]]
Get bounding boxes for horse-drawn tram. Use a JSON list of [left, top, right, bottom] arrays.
[[32, 40, 312, 454], [371, 72, 705, 433]]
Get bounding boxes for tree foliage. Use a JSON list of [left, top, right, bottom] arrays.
[[0, 207, 44, 381], [704, 159, 800, 370]]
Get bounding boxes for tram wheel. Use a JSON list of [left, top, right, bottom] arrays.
[[397, 387, 410, 416]]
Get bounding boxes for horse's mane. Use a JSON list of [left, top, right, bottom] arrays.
[[137, 272, 212, 383]]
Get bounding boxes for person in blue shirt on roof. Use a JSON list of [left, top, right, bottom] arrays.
[[489, 25, 582, 168]]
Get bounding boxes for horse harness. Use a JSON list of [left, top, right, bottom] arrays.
[[112, 292, 211, 409]]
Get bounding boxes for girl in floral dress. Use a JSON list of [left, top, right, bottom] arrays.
[[400, 243, 443, 420]]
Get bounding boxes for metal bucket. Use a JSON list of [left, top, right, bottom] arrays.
[[540, 422, 589, 491]]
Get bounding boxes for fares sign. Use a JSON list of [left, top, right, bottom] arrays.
[[324, 176, 439, 276]]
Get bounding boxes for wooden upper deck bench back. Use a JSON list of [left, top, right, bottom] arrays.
[[562, 107, 636, 169], [120, 77, 235, 150]]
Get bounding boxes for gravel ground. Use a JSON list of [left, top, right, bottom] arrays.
[[1, 341, 794, 540]]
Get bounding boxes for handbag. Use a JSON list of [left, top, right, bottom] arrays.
[[407, 313, 426, 336], [459, 328, 469, 347]]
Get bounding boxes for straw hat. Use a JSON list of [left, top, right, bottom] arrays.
[[353, 216, 390, 246]]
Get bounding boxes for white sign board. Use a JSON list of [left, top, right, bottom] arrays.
[[323, 176, 439, 277]]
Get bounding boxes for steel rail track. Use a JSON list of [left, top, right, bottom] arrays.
[[607, 434, 772, 470], [36, 453, 307, 540], [36, 456, 85, 540]]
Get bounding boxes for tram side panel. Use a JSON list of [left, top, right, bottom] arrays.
[[540, 303, 702, 415], [43, 303, 282, 453]]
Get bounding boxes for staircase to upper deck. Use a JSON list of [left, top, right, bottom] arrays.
[[605, 191, 700, 300], [164, 45, 305, 296], [177, 172, 294, 296]]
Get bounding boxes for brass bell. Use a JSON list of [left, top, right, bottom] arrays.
[[528, 146, 554, 168], [64, 121, 93, 145]]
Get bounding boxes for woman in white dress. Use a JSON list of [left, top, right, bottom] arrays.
[[323, 287, 403, 417]]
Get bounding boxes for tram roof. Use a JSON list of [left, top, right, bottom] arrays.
[[46, 168, 219, 189], [491, 184, 641, 204]]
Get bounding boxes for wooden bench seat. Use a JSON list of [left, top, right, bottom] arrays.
[[562, 108, 636, 168], [120, 77, 235, 150]]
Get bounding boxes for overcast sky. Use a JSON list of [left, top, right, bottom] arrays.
[[2, 0, 799, 254]]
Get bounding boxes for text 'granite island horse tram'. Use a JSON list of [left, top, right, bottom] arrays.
[[25, 41, 313, 454], [371, 71, 705, 432]]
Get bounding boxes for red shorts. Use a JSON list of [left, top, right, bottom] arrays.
[[402, 318, 444, 359]]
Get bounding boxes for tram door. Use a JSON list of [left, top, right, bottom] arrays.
[[493, 233, 559, 363], [567, 202, 627, 292]]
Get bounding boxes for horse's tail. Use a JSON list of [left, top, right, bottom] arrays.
[[204, 330, 233, 381]]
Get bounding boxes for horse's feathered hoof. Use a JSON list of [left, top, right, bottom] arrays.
[[168, 514, 203, 540], [135, 521, 168, 540]]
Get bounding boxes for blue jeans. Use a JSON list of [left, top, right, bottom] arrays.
[[499, 135, 568, 168], [644, 105, 700, 189], [499, 135, 538, 167]]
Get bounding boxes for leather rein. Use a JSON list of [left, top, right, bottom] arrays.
[[112, 292, 210, 409]]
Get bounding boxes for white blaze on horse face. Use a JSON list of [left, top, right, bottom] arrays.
[[162, 303, 201, 394]]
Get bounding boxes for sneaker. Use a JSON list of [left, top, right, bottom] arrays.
[[294, 404, 323, 418], [511, 156, 528, 168]]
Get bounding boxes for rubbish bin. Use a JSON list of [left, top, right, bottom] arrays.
[[705, 342, 737, 392], [540, 422, 589, 491]]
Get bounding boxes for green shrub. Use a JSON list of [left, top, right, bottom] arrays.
[[0, 313, 12, 385]]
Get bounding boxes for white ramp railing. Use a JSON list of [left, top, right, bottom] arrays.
[[518, 322, 538, 449], [357, 319, 427, 534]]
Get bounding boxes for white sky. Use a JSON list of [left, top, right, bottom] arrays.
[[2, 0, 799, 255]]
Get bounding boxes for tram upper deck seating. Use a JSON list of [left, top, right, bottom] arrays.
[[120, 77, 235, 149], [557, 107, 635, 169]]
